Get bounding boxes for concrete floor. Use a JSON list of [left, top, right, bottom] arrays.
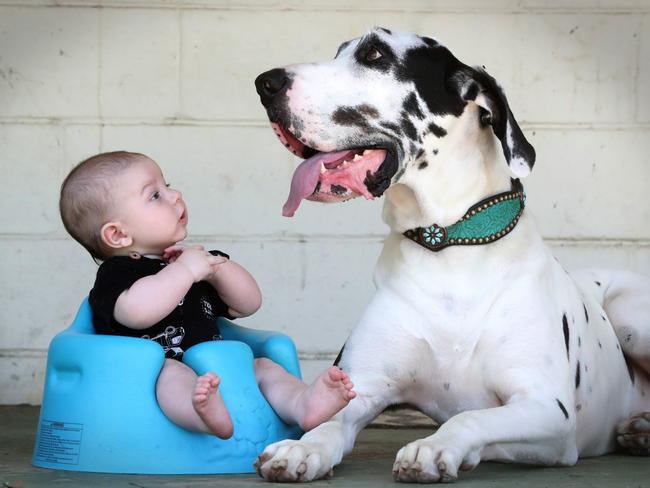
[[2, 406, 649, 487]]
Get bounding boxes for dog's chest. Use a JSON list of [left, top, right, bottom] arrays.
[[400, 322, 503, 422]]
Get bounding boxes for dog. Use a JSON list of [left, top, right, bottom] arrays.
[[253, 28, 650, 483]]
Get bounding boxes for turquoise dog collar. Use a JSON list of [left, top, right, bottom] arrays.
[[403, 179, 525, 252]]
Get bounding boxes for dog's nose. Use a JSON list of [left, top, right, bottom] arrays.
[[255, 68, 289, 107]]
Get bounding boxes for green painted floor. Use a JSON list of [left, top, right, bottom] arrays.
[[2, 406, 649, 487]]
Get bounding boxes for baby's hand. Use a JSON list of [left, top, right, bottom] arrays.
[[163, 245, 185, 263], [171, 245, 223, 282], [210, 254, 229, 274]]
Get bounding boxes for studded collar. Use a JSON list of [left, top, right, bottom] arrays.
[[403, 179, 525, 252]]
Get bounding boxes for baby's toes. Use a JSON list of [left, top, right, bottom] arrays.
[[193, 392, 208, 405], [327, 367, 345, 382], [337, 368, 350, 382]]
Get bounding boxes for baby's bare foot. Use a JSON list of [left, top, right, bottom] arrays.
[[298, 366, 356, 431], [192, 372, 233, 439]]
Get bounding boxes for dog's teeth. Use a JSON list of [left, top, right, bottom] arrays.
[[353, 154, 363, 161], [320, 163, 326, 174], [363, 149, 371, 155]]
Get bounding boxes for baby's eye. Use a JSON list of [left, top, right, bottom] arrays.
[[151, 191, 161, 200], [165, 182, 171, 188]]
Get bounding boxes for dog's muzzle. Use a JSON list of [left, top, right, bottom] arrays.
[[255, 67, 397, 217]]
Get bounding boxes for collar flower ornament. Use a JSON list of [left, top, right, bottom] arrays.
[[422, 224, 446, 246]]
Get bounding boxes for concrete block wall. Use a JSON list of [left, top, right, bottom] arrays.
[[0, 0, 648, 404]]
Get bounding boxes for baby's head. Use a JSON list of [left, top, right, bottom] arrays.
[[60, 151, 187, 261]]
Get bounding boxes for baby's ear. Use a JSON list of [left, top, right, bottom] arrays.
[[100, 222, 133, 249]]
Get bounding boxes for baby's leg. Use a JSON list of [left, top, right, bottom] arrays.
[[254, 359, 356, 431], [156, 359, 233, 438]]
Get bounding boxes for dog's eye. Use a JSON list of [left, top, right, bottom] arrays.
[[365, 46, 383, 62]]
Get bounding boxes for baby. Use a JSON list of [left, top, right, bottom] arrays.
[[59, 150, 355, 439]]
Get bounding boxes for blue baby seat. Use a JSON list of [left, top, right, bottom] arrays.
[[32, 298, 302, 474]]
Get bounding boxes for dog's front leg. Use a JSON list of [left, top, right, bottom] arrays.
[[393, 396, 578, 483], [255, 376, 392, 482]]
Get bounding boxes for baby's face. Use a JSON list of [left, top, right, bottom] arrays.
[[110, 157, 188, 255]]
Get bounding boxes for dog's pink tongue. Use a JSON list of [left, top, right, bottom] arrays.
[[283, 150, 355, 217]]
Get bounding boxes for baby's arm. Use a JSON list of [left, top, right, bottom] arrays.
[[207, 260, 262, 318], [114, 248, 221, 329]]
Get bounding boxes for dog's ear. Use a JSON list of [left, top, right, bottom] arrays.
[[452, 66, 535, 177]]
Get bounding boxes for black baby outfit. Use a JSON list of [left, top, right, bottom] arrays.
[[89, 252, 231, 360]]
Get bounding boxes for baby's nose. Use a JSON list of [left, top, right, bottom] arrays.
[[169, 188, 182, 201]]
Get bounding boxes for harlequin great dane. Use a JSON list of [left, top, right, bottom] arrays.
[[253, 28, 650, 482]]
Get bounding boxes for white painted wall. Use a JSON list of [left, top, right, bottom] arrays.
[[1, 0, 648, 404]]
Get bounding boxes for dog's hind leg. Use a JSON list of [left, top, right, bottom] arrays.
[[575, 269, 650, 374], [576, 269, 650, 455]]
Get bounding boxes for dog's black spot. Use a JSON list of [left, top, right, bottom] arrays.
[[396, 44, 467, 117], [575, 361, 581, 388], [578, 336, 581, 347], [332, 106, 371, 128], [563, 314, 570, 360], [443, 383, 450, 391], [409, 142, 417, 155], [333, 343, 346, 366], [602, 315, 606, 322], [598, 341, 602, 349], [556, 399, 569, 419], [625, 356, 635, 385], [403, 92, 424, 120], [379, 27, 392, 35], [358, 104, 380, 118], [432, 148, 439, 155], [595, 281, 602, 286], [379, 121, 402, 135], [576, 404, 582, 412], [418, 161, 428, 170], [584, 363, 588, 372], [427, 122, 447, 138], [401, 115, 418, 140], [331, 184, 347, 195], [583, 303, 589, 323], [416, 148, 425, 160]]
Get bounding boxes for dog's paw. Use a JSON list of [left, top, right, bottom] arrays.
[[254, 439, 334, 482], [392, 438, 472, 483], [617, 411, 650, 455]]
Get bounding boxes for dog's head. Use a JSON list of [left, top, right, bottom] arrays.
[[255, 28, 535, 217]]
